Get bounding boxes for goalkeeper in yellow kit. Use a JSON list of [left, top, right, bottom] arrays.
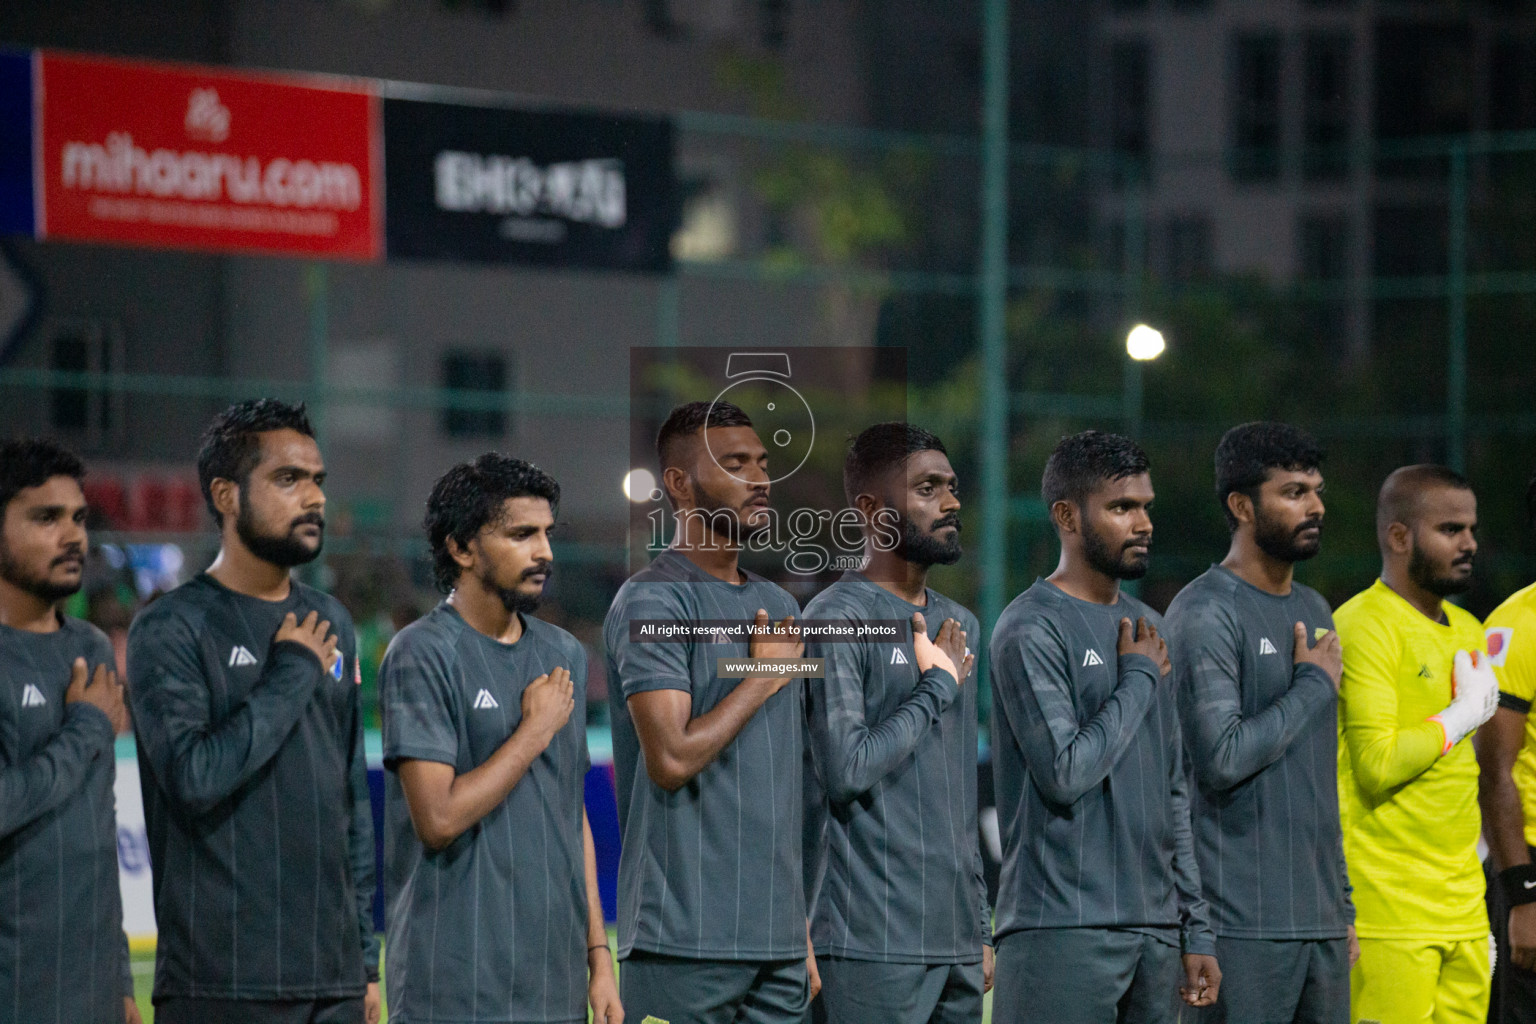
[[1335, 465, 1496, 1024]]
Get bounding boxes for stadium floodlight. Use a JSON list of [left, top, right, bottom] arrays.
[[623, 468, 658, 503], [1126, 324, 1166, 361]]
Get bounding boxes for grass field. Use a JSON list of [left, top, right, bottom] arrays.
[[130, 938, 999, 1022]]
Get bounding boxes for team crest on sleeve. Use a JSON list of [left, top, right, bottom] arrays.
[[1487, 627, 1514, 667]]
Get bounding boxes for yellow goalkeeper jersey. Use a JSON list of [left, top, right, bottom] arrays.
[[1334, 578, 1488, 940], [1483, 580, 1536, 849]]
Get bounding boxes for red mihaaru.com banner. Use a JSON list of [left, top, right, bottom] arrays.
[[38, 52, 381, 259]]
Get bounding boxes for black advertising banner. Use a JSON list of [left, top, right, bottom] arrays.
[[384, 97, 675, 273]]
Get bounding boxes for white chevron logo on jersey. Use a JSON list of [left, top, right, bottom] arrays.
[[1083, 649, 1104, 667], [1259, 637, 1278, 655], [21, 683, 46, 707], [891, 648, 909, 666], [228, 645, 257, 667], [473, 689, 500, 710]]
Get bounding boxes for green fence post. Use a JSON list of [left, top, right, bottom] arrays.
[[977, 0, 1010, 725], [1447, 142, 1468, 474]]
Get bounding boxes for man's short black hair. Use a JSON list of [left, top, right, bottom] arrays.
[[655, 400, 754, 472], [1376, 463, 1473, 540], [0, 437, 85, 515], [1041, 430, 1150, 509], [1214, 422, 1326, 530], [425, 453, 561, 593], [197, 399, 315, 526], [844, 421, 948, 507]]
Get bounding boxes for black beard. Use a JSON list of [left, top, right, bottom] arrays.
[[486, 562, 550, 615], [1083, 520, 1149, 580], [0, 542, 82, 603], [1253, 507, 1323, 563], [691, 477, 768, 544], [492, 587, 542, 614], [1408, 544, 1473, 597], [236, 502, 323, 568], [896, 512, 962, 567]]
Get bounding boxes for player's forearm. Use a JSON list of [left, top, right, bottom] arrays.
[[1347, 721, 1444, 794], [142, 643, 320, 814], [344, 708, 381, 980], [819, 668, 955, 804], [643, 676, 782, 791], [1190, 666, 1333, 791], [1031, 657, 1157, 806], [582, 812, 608, 950], [1479, 772, 1532, 872], [416, 721, 556, 850], [0, 704, 113, 839], [1171, 762, 1215, 955]]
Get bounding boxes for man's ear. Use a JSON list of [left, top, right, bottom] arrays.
[[1226, 490, 1255, 527], [662, 466, 693, 509], [853, 492, 882, 521], [1385, 521, 1413, 556], [446, 534, 476, 573], [1050, 499, 1079, 536], [209, 477, 240, 527]]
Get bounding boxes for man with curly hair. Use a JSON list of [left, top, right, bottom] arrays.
[[379, 453, 621, 1024]]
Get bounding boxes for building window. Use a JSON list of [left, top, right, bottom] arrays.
[[1375, 22, 1470, 140], [1373, 205, 1446, 277], [1302, 34, 1351, 181], [758, 0, 788, 50], [48, 321, 123, 443], [1491, 38, 1536, 132], [1161, 215, 1212, 282], [1230, 32, 1282, 183], [643, 0, 679, 38], [441, 350, 509, 438], [1109, 40, 1152, 180], [1299, 213, 1350, 281]]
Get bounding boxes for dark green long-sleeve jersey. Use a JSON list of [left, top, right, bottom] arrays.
[[127, 573, 378, 1002], [1166, 565, 1352, 940], [1, 615, 133, 1023], [989, 579, 1214, 954], [802, 572, 991, 965]]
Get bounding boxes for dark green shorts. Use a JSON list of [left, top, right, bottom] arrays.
[[992, 927, 1182, 1024], [1191, 936, 1348, 1024], [155, 995, 366, 1024], [812, 957, 983, 1024], [620, 951, 810, 1024]]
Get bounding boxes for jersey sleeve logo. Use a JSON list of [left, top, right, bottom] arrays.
[[331, 654, 345, 681], [1083, 648, 1105, 667], [891, 647, 909, 665], [228, 645, 257, 667], [21, 683, 47, 707], [1258, 637, 1278, 655], [473, 688, 501, 710], [1487, 627, 1514, 667]]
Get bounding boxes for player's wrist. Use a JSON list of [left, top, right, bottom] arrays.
[[1500, 863, 1536, 906]]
